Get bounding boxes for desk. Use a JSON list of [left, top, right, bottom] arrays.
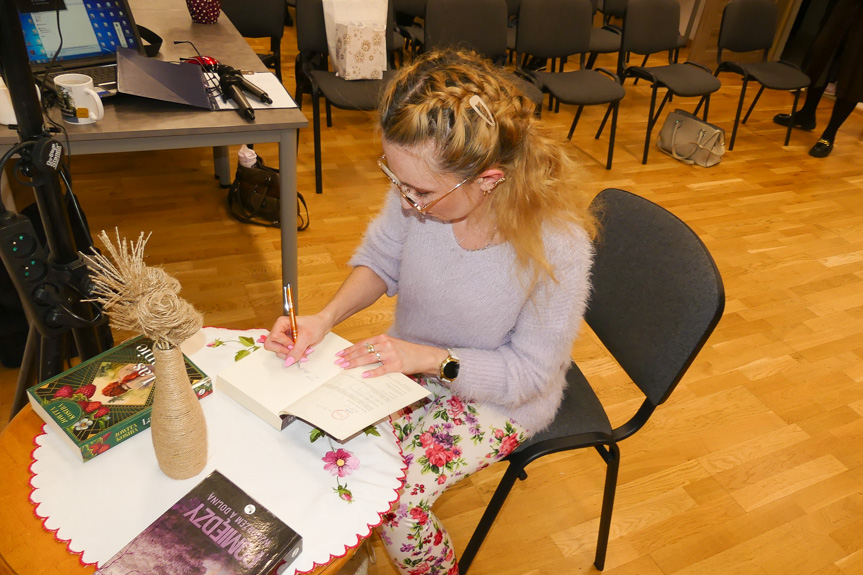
[[0, 328, 406, 574], [0, 0, 308, 293]]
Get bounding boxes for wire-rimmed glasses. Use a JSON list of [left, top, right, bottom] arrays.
[[378, 155, 470, 214]]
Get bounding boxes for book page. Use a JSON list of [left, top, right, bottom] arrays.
[[283, 371, 431, 441]]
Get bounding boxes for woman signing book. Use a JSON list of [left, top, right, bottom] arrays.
[[264, 50, 596, 575]]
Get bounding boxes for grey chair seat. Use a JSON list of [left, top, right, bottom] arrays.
[[589, 27, 621, 54], [308, 69, 397, 110], [633, 63, 721, 97], [732, 61, 810, 90], [534, 69, 625, 104], [517, 362, 612, 451]]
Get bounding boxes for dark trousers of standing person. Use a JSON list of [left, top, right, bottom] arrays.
[[774, 0, 863, 157]]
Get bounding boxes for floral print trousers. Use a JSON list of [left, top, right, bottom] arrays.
[[377, 379, 530, 575]]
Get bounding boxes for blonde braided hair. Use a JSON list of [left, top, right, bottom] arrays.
[[379, 50, 596, 286]]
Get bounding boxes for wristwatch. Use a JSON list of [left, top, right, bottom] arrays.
[[439, 349, 460, 383]]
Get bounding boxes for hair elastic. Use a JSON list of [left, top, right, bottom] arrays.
[[468, 95, 496, 127]]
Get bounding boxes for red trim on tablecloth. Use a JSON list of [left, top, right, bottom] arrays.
[[28, 424, 100, 569], [296, 418, 408, 574]]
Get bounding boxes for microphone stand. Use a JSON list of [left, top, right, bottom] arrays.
[[0, 0, 111, 418]]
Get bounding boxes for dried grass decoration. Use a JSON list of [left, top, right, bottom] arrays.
[[84, 230, 207, 480]]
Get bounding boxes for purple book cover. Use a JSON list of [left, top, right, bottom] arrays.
[[97, 470, 302, 575]]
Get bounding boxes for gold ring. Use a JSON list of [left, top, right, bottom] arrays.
[[375, 352, 382, 363], [366, 342, 375, 354]]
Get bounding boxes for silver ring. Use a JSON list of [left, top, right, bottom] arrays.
[[375, 352, 382, 363], [366, 342, 375, 354]]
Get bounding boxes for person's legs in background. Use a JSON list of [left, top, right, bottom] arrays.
[[808, 96, 858, 157], [377, 380, 530, 575]]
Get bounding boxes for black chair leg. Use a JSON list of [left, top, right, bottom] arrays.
[[729, 79, 748, 150], [594, 443, 620, 570], [311, 90, 323, 194], [567, 105, 585, 140], [271, 37, 283, 83], [459, 462, 526, 575], [642, 87, 662, 164], [596, 104, 613, 139], [785, 89, 802, 146], [605, 102, 618, 170], [325, 101, 333, 128], [742, 85, 764, 124]]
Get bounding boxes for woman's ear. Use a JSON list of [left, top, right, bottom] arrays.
[[477, 168, 505, 193]]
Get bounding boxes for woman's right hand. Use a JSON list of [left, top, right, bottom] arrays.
[[264, 313, 333, 367]]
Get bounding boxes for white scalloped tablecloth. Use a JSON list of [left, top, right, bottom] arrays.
[[29, 327, 406, 573]]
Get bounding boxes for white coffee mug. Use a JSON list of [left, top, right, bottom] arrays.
[[0, 77, 17, 125], [53, 73, 105, 125], [0, 77, 43, 126]]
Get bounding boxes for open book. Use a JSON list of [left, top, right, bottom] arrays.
[[215, 333, 430, 441]]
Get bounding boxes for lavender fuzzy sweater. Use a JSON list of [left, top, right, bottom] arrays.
[[349, 193, 594, 433]]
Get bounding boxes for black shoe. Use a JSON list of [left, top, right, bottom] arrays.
[[808, 139, 834, 158], [773, 113, 816, 131]]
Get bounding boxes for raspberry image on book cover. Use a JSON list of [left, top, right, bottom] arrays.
[[96, 470, 302, 574]]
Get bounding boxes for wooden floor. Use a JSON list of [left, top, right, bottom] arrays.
[[3, 21, 863, 575]]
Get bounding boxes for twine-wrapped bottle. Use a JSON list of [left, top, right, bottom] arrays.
[[84, 230, 207, 480], [151, 343, 207, 479]]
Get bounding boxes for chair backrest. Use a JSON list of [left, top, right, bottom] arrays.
[[221, 0, 286, 39], [424, 0, 508, 60], [601, 0, 627, 18], [516, 0, 593, 59], [717, 0, 778, 61], [586, 189, 724, 411], [395, 0, 427, 18], [296, 0, 329, 55], [620, 0, 680, 56], [296, 0, 396, 56]]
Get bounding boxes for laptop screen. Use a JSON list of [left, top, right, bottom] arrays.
[[19, 0, 141, 69]]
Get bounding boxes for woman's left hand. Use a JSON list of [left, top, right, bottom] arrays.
[[336, 335, 448, 379]]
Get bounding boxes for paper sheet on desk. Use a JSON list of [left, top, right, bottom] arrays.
[[208, 72, 297, 110]]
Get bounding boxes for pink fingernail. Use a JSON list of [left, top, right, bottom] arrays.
[[339, 360, 350, 368], [300, 357, 309, 363], [287, 345, 294, 350], [284, 357, 295, 367], [361, 371, 370, 378], [305, 347, 315, 355], [335, 350, 345, 357]]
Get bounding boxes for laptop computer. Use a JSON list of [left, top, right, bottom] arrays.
[[18, 0, 146, 97]]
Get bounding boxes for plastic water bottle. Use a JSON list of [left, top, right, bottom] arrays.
[[238, 144, 257, 168]]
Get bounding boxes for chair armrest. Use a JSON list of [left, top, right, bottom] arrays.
[[715, 61, 748, 78], [595, 67, 622, 83], [684, 61, 713, 74], [623, 66, 657, 83]]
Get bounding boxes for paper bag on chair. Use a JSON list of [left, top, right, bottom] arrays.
[[322, 0, 387, 80], [334, 22, 387, 80]]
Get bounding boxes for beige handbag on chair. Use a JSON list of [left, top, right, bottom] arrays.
[[322, 0, 388, 80]]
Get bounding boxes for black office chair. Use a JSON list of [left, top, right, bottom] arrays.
[[618, 0, 721, 164], [458, 187, 725, 574], [713, 0, 810, 149], [518, 0, 625, 169], [221, 0, 286, 82], [422, 0, 544, 113], [296, 0, 397, 194]]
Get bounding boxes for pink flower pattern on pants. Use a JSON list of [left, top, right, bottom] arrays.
[[378, 379, 528, 575]]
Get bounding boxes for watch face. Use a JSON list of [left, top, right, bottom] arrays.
[[442, 360, 459, 380]]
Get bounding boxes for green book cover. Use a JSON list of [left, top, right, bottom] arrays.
[[27, 335, 211, 462]]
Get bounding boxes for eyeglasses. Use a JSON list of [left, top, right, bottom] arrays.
[[378, 155, 470, 214]]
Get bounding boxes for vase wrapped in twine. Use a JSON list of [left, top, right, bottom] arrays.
[[151, 343, 208, 479], [84, 230, 207, 480]]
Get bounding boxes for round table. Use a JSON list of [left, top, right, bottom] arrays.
[[0, 328, 407, 575]]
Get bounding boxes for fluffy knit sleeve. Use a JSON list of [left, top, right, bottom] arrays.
[[447, 226, 594, 432], [348, 192, 409, 296]]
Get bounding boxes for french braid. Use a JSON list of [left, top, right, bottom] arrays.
[[380, 50, 596, 286]]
